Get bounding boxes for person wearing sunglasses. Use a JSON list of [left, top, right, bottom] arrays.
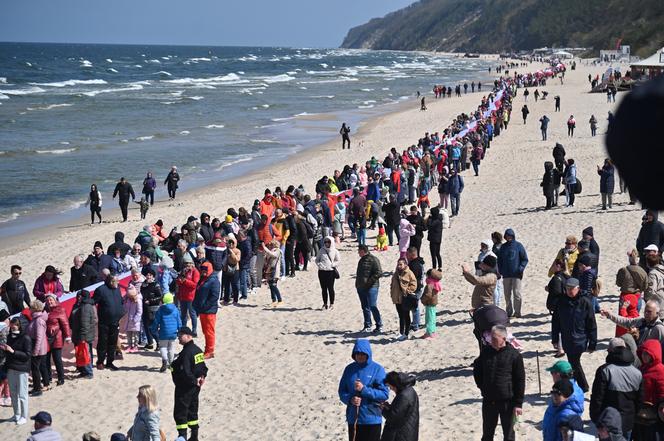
[[0, 265, 31, 315]]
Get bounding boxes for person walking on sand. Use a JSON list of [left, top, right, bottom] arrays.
[[521, 105, 529, 124], [141, 172, 156, 206], [164, 165, 180, 200], [171, 326, 207, 441], [563, 159, 577, 208], [597, 159, 615, 210], [86, 184, 102, 224], [112, 177, 136, 222], [356, 245, 383, 333], [556, 278, 597, 392], [420, 96, 426, 111], [554, 95, 561, 112], [340, 123, 351, 150], [540, 115, 550, 141], [473, 325, 525, 441], [497, 229, 528, 319], [338, 339, 389, 441]]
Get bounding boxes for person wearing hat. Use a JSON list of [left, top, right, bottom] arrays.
[[32, 266, 64, 303], [571, 240, 598, 279], [84, 241, 114, 275], [151, 293, 181, 372], [164, 165, 180, 200], [542, 378, 582, 441], [576, 253, 599, 312], [555, 277, 597, 392], [473, 324, 525, 441], [582, 226, 600, 262], [176, 254, 199, 337], [171, 326, 208, 441], [546, 260, 569, 358], [26, 411, 62, 440], [589, 338, 641, 437], [496, 228, 528, 318], [546, 361, 584, 414], [462, 255, 498, 310], [637, 210, 664, 267], [112, 176, 136, 222]]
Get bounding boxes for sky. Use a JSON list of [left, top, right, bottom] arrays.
[[0, 0, 415, 48]]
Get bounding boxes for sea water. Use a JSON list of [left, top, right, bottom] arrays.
[[0, 43, 492, 237]]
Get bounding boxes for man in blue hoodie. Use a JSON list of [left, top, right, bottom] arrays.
[[497, 228, 528, 318], [338, 339, 389, 441]]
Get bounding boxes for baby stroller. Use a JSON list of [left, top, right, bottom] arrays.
[[471, 304, 508, 353]]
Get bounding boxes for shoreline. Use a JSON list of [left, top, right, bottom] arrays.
[[0, 61, 501, 255]]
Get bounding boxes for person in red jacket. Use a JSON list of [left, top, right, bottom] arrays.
[[634, 339, 664, 439], [176, 254, 200, 337], [44, 294, 71, 386], [259, 189, 276, 221], [615, 265, 647, 337]]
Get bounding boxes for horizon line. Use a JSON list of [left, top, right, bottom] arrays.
[[0, 39, 341, 50]]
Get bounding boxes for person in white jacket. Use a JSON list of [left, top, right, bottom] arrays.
[[315, 236, 341, 310]]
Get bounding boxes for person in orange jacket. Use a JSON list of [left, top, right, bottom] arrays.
[[176, 254, 200, 337], [259, 189, 276, 221]]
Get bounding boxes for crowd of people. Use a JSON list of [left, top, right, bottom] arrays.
[[2, 58, 659, 441]]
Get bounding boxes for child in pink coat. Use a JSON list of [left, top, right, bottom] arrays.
[[398, 217, 416, 258], [123, 285, 143, 353]]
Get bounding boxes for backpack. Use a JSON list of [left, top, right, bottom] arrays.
[[574, 178, 582, 194]]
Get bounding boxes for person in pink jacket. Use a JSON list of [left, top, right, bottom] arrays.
[[398, 216, 416, 259], [45, 294, 71, 386], [26, 300, 49, 395], [123, 285, 143, 353]]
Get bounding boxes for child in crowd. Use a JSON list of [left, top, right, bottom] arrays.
[[375, 227, 388, 251], [417, 189, 430, 218], [123, 285, 143, 353], [151, 293, 181, 372], [421, 269, 442, 339]]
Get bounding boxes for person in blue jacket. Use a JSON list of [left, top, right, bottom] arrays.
[[542, 378, 582, 441], [151, 293, 182, 372], [497, 228, 528, 318], [546, 361, 584, 415], [338, 339, 389, 441], [448, 170, 464, 217]]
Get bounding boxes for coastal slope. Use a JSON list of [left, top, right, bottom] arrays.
[[341, 0, 664, 57]]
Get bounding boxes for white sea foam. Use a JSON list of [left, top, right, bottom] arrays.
[[262, 74, 295, 84], [358, 104, 374, 109], [2, 87, 45, 96], [27, 103, 73, 111], [261, 104, 270, 108], [155, 71, 172, 77], [136, 135, 154, 141], [80, 60, 93, 68], [0, 93, 9, 100], [311, 95, 335, 99], [0, 212, 20, 223], [215, 155, 254, 172], [31, 79, 107, 88], [186, 57, 211, 63], [251, 139, 279, 144], [35, 148, 76, 154], [0, 77, 7, 84], [133, 65, 143, 68], [299, 76, 358, 84], [187, 96, 204, 101], [179, 130, 190, 135], [170, 91, 184, 97], [105, 58, 113, 63], [320, 63, 328, 68], [164, 73, 242, 85], [59, 141, 70, 145], [81, 84, 143, 97], [204, 124, 225, 129], [107, 68, 118, 73], [382, 87, 390, 90], [361, 88, 374, 92], [147, 59, 161, 64]]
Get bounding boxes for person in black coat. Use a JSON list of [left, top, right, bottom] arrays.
[[69, 255, 99, 292], [406, 207, 426, 256], [552, 143, 566, 174], [107, 231, 131, 258], [0, 265, 31, 315], [112, 177, 135, 222], [199, 213, 214, 244], [473, 324, 525, 441], [84, 241, 114, 275], [380, 372, 419, 441], [426, 207, 443, 270], [140, 269, 162, 350], [2, 317, 31, 423], [546, 259, 568, 357], [597, 159, 615, 210], [555, 278, 597, 392], [93, 275, 124, 370], [541, 161, 556, 210], [69, 289, 97, 378], [383, 195, 401, 246], [636, 209, 664, 265], [164, 166, 180, 200]]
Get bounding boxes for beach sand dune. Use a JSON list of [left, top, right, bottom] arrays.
[[0, 62, 634, 440]]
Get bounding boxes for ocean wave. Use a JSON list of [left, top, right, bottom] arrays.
[[105, 58, 113, 63], [155, 71, 172, 77], [147, 59, 161, 64], [0, 77, 7, 84], [35, 148, 77, 154], [25, 62, 33, 67], [262, 74, 295, 84], [250, 139, 279, 144], [136, 135, 154, 141], [2, 86, 45, 96], [0, 93, 8, 100], [215, 155, 254, 172], [0, 212, 20, 223], [179, 130, 190, 135], [311, 95, 335, 99], [360, 88, 374, 92], [238, 55, 258, 62], [27, 103, 73, 111], [298, 76, 358, 84], [80, 60, 93, 68], [170, 90, 184, 97], [128, 80, 151, 86], [204, 124, 224, 129], [358, 104, 375, 109], [107, 68, 118, 73], [31, 79, 107, 88], [81, 84, 143, 97], [133, 64, 143, 68], [186, 96, 204, 101], [164, 73, 242, 85], [185, 57, 212, 63]]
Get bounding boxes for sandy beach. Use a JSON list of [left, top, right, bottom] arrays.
[[0, 60, 637, 440]]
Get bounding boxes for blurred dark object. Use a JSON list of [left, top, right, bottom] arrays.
[[606, 75, 664, 209]]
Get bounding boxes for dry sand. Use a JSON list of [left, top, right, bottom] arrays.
[[0, 61, 636, 440]]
